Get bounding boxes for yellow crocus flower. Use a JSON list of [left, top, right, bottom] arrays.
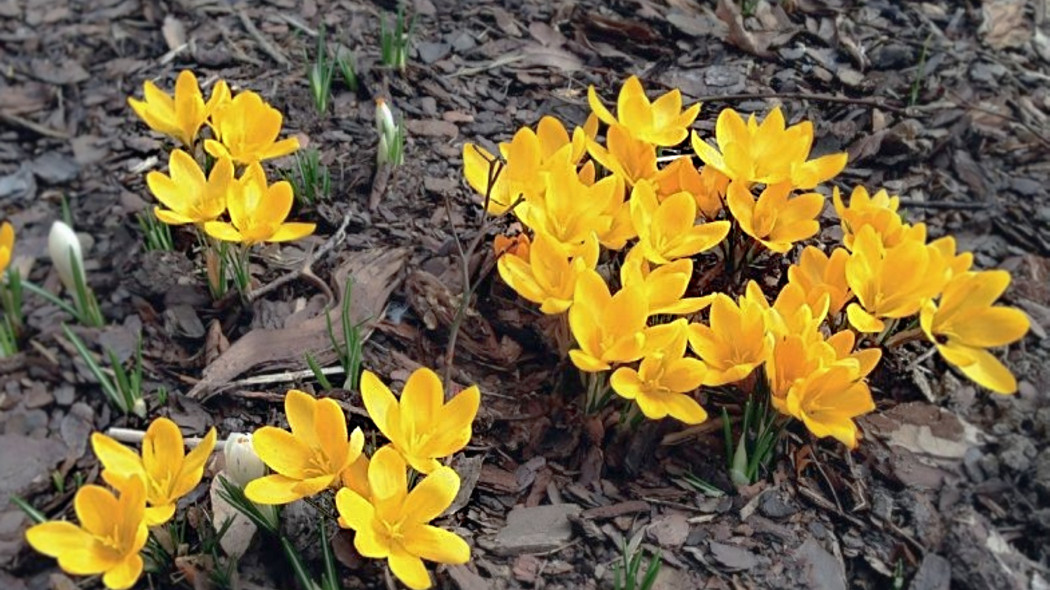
[[844, 225, 948, 333], [630, 181, 730, 264], [245, 390, 365, 504], [610, 324, 709, 424], [90, 417, 217, 525], [920, 270, 1030, 394], [784, 364, 876, 449], [587, 75, 700, 146], [620, 246, 712, 316], [335, 446, 470, 590], [687, 292, 771, 386], [690, 106, 847, 189], [204, 162, 315, 245], [515, 161, 622, 255], [652, 157, 727, 219], [497, 231, 598, 314], [360, 367, 480, 474], [204, 91, 300, 164], [26, 478, 148, 590], [146, 149, 231, 225], [787, 246, 853, 316], [832, 185, 906, 249], [726, 181, 824, 253], [568, 269, 650, 372], [128, 70, 229, 147], [587, 124, 659, 187]]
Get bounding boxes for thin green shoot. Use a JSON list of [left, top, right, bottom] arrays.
[[289, 148, 331, 206], [62, 324, 144, 416], [319, 516, 342, 590], [613, 538, 662, 590], [308, 24, 337, 114], [909, 33, 934, 107], [336, 48, 358, 92], [324, 276, 368, 390], [136, 209, 174, 252], [305, 351, 335, 390], [11, 495, 47, 524], [0, 267, 23, 357], [678, 471, 727, 498], [380, 2, 415, 72], [68, 246, 104, 327]]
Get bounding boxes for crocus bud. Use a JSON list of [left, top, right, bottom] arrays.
[[375, 98, 395, 138], [132, 398, 147, 418], [223, 432, 267, 488], [47, 221, 86, 293]]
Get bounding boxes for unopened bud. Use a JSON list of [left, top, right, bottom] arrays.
[[131, 398, 147, 418], [47, 221, 86, 293], [223, 432, 267, 488]]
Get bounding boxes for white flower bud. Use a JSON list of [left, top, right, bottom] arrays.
[[375, 97, 396, 137], [223, 432, 267, 488], [131, 398, 147, 418], [47, 221, 86, 293]]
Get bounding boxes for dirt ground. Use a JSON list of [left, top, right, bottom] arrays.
[[2, 0, 1050, 588]]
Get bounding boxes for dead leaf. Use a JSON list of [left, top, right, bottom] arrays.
[[517, 43, 584, 72], [30, 59, 90, 85], [209, 472, 257, 557], [715, 0, 773, 58], [162, 15, 187, 51], [188, 247, 408, 399], [980, 0, 1032, 49]]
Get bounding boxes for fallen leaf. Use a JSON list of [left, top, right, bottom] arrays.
[[979, 0, 1032, 49], [162, 15, 186, 51], [715, 0, 773, 58]]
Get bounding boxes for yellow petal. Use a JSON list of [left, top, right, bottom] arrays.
[[91, 433, 145, 481], [101, 553, 144, 590], [74, 485, 119, 537], [315, 398, 350, 469], [951, 308, 1030, 348], [285, 389, 318, 448], [389, 550, 432, 590], [25, 521, 94, 560], [568, 349, 610, 372], [335, 487, 376, 532], [662, 393, 708, 425], [941, 343, 1018, 394], [244, 474, 308, 505], [251, 426, 313, 479], [403, 466, 459, 524], [369, 445, 408, 502], [268, 222, 316, 242], [846, 303, 884, 333], [203, 221, 243, 243], [401, 368, 444, 442], [260, 137, 301, 161], [142, 418, 184, 499], [174, 427, 216, 499], [610, 368, 643, 400], [362, 370, 398, 442], [587, 85, 618, 127], [403, 524, 471, 564]]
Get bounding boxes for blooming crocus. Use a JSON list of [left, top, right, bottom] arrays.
[[610, 326, 709, 424], [726, 181, 824, 253], [687, 293, 771, 386], [335, 446, 470, 590], [784, 364, 876, 449], [203, 162, 315, 245], [920, 270, 1030, 393], [587, 124, 659, 187], [587, 75, 700, 146], [91, 417, 217, 525], [361, 368, 480, 474], [128, 70, 229, 147], [0, 221, 13, 274], [497, 231, 598, 314], [204, 91, 300, 164], [844, 225, 947, 333], [515, 161, 622, 255], [245, 390, 364, 504], [568, 269, 650, 372], [48, 221, 86, 294], [463, 117, 587, 215], [833, 185, 905, 249], [630, 181, 730, 265], [787, 246, 853, 316], [652, 158, 727, 219], [147, 149, 231, 225], [690, 107, 847, 189], [620, 247, 711, 316], [26, 478, 148, 590]]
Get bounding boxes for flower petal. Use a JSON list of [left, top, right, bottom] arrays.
[[251, 426, 313, 479], [403, 524, 471, 564], [244, 474, 309, 505], [362, 371, 398, 442], [389, 550, 432, 590], [403, 466, 459, 524], [74, 485, 119, 537], [335, 487, 376, 532], [102, 553, 144, 590], [369, 445, 408, 503]]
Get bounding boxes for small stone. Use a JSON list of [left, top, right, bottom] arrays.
[[708, 541, 758, 571], [647, 512, 690, 548], [999, 435, 1036, 473], [910, 553, 951, 590], [491, 504, 580, 556], [759, 490, 798, 519]]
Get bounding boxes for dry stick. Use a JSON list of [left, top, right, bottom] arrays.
[[690, 91, 910, 114], [248, 163, 393, 302], [0, 112, 71, 139], [440, 157, 510, 391], [237, 10, 291, 66], [105, 427, 222, 449]]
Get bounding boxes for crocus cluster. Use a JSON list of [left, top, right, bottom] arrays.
[[25, 418, 216, 589], [129, 70, 313, 246], [242, 368, 479, 590], [463, 75, 1030, 449]]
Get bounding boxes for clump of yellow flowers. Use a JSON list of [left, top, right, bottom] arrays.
[[26, 367, 479, 589], [128, 70, 314, 297], [464, 75, 1031, 453]]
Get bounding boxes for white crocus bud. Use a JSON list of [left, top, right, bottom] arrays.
[[131, 398, 147, 418], [48, 221, 86, 293], [375, 97, 396, 138], [223, 432, 267, 488]]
